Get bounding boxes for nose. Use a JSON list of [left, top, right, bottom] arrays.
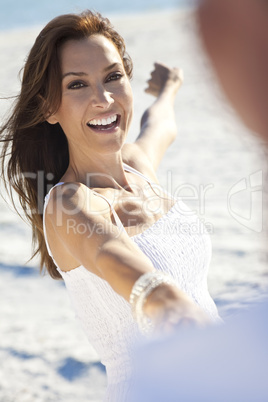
[[91, 84, 114, 109]]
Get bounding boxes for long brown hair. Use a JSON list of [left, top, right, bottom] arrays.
[[0, 10, 133, 279]]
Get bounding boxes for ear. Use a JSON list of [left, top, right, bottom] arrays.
[[46, 113, 59, 125], [38, 94, 59, 125]]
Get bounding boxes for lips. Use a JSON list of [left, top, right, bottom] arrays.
[[87, 114, 120, 131]]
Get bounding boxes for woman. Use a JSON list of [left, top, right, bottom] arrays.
[[0, 10, 221, 400]]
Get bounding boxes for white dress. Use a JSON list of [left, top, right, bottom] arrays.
[[43, 163, 221, 401]]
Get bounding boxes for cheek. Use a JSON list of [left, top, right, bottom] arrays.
[[57, 94, 85, 121], [122, 84, 133, 117], [124, 94, 133, 127]]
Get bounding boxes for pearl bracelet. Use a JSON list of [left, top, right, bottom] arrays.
[[129, 271, 176, 335]]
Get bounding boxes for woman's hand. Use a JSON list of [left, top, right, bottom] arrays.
[[143, 282, 210, 335], [145, 62, 184, 98]]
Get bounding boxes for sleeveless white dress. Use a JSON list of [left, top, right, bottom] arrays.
[[43, 163, 221, 401]]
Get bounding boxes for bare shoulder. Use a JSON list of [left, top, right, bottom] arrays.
[[45, 181, 109, 221], [44, 182, 112, 271], [122, 143, 159, 182]]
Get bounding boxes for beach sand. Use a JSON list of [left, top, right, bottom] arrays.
[[0, 8, 267, 401]]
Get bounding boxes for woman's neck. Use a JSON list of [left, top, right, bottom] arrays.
[[61, 149, 131, 191]]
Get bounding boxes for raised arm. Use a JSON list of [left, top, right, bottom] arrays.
[[45, 183, 208, 334], [135, 62, 183, 171]]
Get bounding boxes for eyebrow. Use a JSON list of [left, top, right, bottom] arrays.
[[62, 62, 122, 80], [62, 71, 86, 80]]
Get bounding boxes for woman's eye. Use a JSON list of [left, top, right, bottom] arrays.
[[106, 73, 123, 82], [68, 81, 86, 90]]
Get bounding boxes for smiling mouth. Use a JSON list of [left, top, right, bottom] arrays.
[[87, 114, 120, 131]]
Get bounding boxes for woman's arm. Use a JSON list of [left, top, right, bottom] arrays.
[[45, 183, 208, 334], [134, 62, 183, 171]]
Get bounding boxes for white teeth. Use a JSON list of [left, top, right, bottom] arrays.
[[89, 115, 117, 126]]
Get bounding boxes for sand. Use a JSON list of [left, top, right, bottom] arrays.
[[0, 8, 267, 401]]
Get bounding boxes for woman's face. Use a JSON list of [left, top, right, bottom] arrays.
[[48, 34, 133, 156]]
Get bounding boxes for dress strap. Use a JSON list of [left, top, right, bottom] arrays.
[[123, 162, 172, 199], [43, 182, 64, 266], [90, 190, 125, 233], [123, 163, 155, 185]]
